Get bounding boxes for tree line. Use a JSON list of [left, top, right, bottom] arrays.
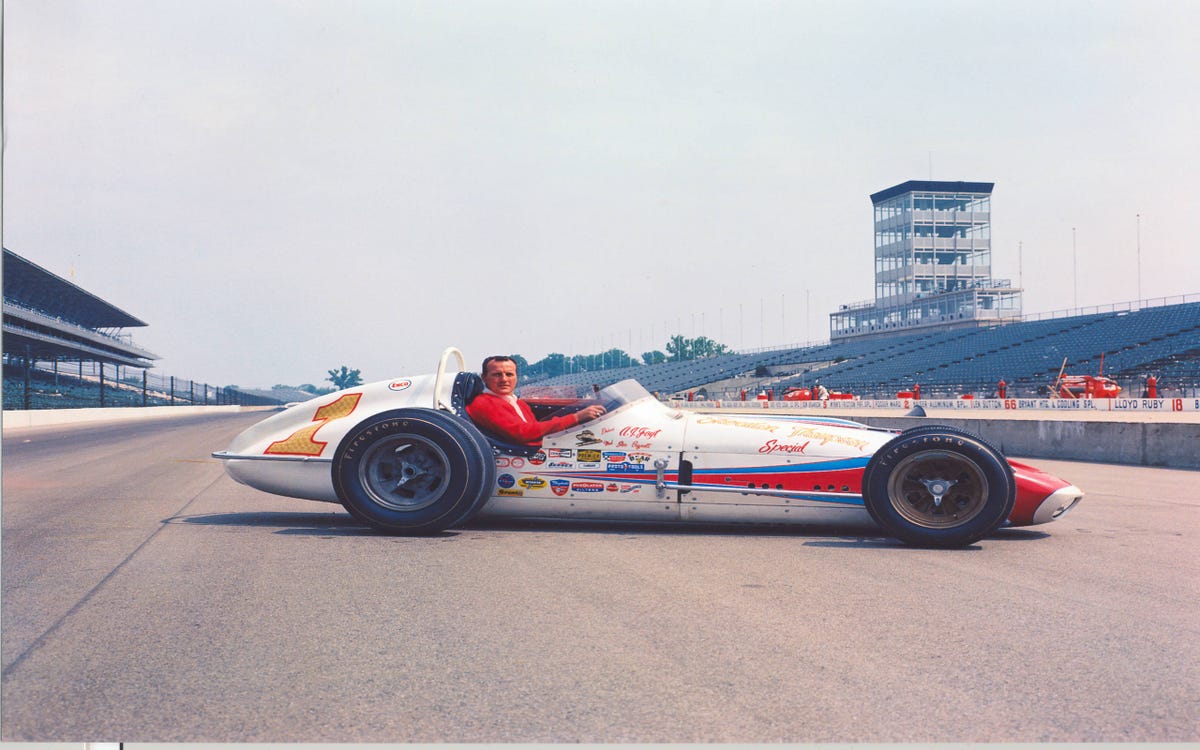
[[276, 336, 731, 395], [512, 335, 731, 380]]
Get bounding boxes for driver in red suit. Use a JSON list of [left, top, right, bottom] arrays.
[[466, 355, 606, 446]]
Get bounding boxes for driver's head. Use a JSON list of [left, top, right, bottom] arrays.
[[481, 356, 518, 396]]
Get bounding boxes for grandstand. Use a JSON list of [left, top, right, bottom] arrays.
[[526, 297, 1200, 400], [527, 179, 1197, 401], [3, 247, 280, 409]]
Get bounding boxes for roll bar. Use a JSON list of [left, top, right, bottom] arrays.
[[433, 346, 466, 411]]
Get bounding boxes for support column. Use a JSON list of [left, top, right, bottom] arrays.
[[24, 345, 32, 410]]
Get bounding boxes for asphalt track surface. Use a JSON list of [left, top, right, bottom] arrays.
[[2, 412, 1197, 743]]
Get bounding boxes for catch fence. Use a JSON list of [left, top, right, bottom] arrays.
[[2, 357, 284, 411]]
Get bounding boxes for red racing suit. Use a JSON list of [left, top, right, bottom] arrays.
[[466, 391, 584, 446]]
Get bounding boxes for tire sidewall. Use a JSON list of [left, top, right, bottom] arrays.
[[333, 409, 494, 533], [863, 427, 1015, 547]]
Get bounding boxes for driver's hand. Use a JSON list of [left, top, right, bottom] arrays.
[[578, 404, 606, 422]]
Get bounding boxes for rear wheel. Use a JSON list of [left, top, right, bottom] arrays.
[[333, 409, 495, 534], [863, 426, 1014, 548]]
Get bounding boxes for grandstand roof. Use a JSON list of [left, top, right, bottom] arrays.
[[870, 180, 995, 205], [2, 247, 147, 328]]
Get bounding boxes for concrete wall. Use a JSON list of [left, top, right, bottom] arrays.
[[853, 416, 1200, 470]]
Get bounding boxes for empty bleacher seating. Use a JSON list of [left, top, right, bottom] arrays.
[[524, 301, 1200, 399]]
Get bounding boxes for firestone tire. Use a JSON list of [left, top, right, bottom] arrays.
[[333, 409, 496, 534], [862, 425, 1015, 548]]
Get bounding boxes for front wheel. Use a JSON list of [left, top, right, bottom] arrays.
[[862, 426, 1015, 548], [333, 409, 495, 534]]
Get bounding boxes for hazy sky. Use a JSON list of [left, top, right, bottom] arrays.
[[5, 0, 1198, 389]]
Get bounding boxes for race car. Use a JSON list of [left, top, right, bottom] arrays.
[[213, 348, 1084, 548]]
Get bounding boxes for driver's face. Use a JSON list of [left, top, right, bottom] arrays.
[[483, 360, 518, 396]]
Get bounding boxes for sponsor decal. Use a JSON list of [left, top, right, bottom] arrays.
[[496, 457, 525, 469], [550, 479, 570, 496], [604, 452, 627, 462], [548, 448, 573, 458], [695, 416, 779, 433], [387, 379, 412, 391], [497, 488, 524, 497], [577, 449, 602, 462], [619, 426, 663, 439], [606, 483, 619, 492], [547, 461, 574, 469], [518, 477, 547, 490], [627, 452, 653, 463], [575, 430, 602, 446], [607, 463, 645, 473], [572, 481, 604, 493], [528, 450, 547, 466], [497, 473, 516, 489], [619, 484, 641, 494], [759, 439, 811, 455], [785, 425, 870, 451]]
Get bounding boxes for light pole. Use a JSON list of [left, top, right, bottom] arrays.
[[1136, 213, 1142, 302], [759, 297, 765, 349], [1072, 227, 1077, 310], [739, 304, 744, 351]]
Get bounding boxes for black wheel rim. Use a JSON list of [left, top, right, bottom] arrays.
[[358, 434, 452, 512], [886, 449, 988, 529]]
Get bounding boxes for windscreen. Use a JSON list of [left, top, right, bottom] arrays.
[[521, 378, 653, 410]]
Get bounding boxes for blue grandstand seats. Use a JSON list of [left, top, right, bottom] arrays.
[[524, 301, 1200, 399]]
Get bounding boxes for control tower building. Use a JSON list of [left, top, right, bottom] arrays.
[[830, 180, 1022, 340]]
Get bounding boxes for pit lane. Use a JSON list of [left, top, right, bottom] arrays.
[[1, 411, 1196, 742]]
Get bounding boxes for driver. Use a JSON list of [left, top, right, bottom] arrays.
[[466, 355, 606, 446]]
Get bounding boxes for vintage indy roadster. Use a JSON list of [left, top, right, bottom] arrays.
[[214, 348, 1083, 548]]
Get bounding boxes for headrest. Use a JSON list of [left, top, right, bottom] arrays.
[[451, 371, 486, 412]]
